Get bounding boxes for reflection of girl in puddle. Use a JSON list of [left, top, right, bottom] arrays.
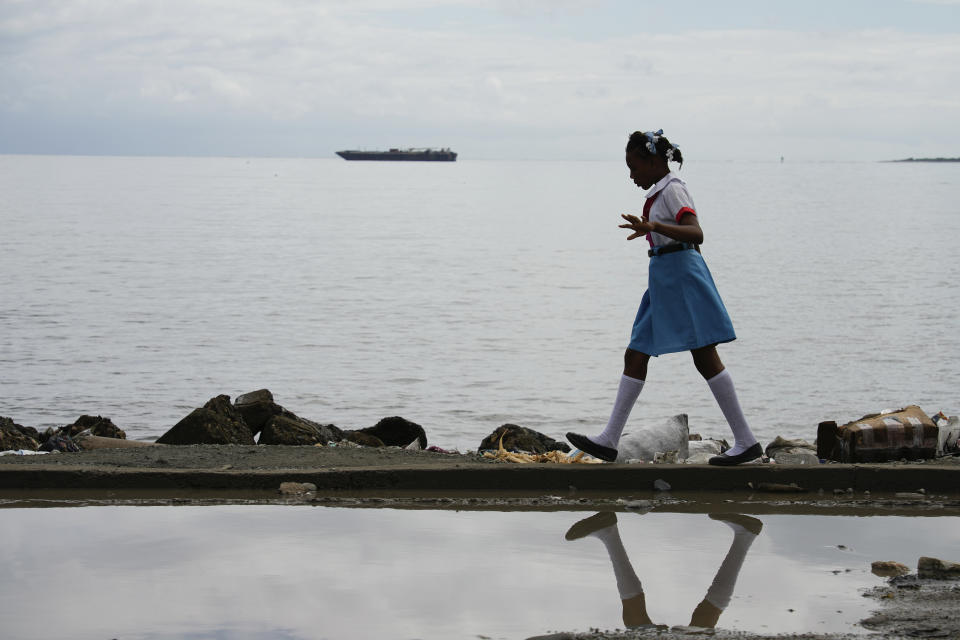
[[565, 511, 762, 629]]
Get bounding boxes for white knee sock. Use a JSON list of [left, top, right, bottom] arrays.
[[705, 519, 759, 610], [706, 369, 757, 456], [593, 375, 645, 449], [591, 525, 645, 601]]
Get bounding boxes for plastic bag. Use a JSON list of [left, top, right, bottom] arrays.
[[617, 414, 689, 462]]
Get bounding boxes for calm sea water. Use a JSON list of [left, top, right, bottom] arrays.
[[1, 155, 958, 450]]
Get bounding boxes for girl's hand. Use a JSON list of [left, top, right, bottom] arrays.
[[619, 213, 654, 241]]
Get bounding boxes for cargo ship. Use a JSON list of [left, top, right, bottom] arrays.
[[336, 147, 457, 162]]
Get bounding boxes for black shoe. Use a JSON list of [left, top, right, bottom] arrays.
[[708, 442, 762, 466], [708, 513, 763, 536], [565, 511, 618, 540], [565, 432, 618, 462]]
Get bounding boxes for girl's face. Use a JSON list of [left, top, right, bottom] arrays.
[[625, 151, 667, 189]]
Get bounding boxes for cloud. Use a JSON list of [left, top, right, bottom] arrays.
[[1, 1, 959, 159]]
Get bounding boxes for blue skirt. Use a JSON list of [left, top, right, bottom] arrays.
[[628, 250, 736, 356]]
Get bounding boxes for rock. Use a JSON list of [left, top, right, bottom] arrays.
[[343, 431, 386, 447], [653, 479, 671, 491], [684, 439, 724, 464], [669, 626, 714, 635], [918, 556, 960, 579], [894, 492, 927, 500], [358, 416, 427, 449], [765, 436, 819, 464], [67, 415, 127, 440], [156, 395, 256, 445], [478, 424, 569, 454], [872, 561, 911, 578], [235, 389, 274, 405], [278, 482, 316, 495], [0, 417, 40, 451], [773, 450, 820, 465], [9, 419, 41, 443], [233, 389, 282, 436], [621, 499, 654, 512], [765, 435, 816, 456], [617, 414, 689, 462], [259, 413, 342, 446], [33, 415, 126, 449]]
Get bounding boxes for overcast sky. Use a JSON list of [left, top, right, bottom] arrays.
[[2, 0, 958, 161]]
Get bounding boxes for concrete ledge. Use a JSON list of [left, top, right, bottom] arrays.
[[0, 462, 957, 495]]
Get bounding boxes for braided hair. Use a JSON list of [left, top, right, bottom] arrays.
[[626, 129, 684, 167]]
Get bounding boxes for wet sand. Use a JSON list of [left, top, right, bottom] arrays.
[[2, 445, 959, 640]]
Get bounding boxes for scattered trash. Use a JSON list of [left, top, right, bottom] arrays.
[[684, 439, 724, 464], [817, 406, 939, 462], [0, 449, 50, 456], [482, 434, 602, 464], [38, 433, 81, 453], [425, 445, 458, 454], [934, 413, 959, 456], [74, 433, 157, 450], [652, 450, 679, 464], [315, 440, 362, 449], [617, 414, 689, 462]]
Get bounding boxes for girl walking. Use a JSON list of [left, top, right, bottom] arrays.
[[566, 130, 761, 466]]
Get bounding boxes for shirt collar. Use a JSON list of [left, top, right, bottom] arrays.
[[645, 171, 684, 199]]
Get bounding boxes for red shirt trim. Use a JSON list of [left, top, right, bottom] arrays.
[[675, 207, 696, 223]]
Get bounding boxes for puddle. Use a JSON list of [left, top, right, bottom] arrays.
[[1, 505, 958, 639]]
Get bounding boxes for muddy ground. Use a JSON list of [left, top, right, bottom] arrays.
[[533, 574, 960, 640], [2, 444, 959, 639], [532, 570, 960, 640]]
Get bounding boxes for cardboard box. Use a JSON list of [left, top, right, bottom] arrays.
[[817, 405, 938, 463]]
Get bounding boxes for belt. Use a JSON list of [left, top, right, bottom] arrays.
[[648, 242, 699, 258]]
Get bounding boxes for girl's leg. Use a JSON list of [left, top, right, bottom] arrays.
[[623, 347, 650, 381], [691, 346, 761, 463], [566, 349, 649, 461], [689, 514, 763, 628], [598, 348, 650, 447], [565, 512, 652, 628]]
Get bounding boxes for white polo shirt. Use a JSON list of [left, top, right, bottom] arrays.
[[643, 172, 697, 248]]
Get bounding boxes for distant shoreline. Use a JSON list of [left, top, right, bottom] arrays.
[[886, 157, 960, 162]]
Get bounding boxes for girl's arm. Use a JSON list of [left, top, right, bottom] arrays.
[[620, 212, 704, 244]]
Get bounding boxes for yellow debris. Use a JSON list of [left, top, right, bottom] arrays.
[[482, 433, 603, 464]]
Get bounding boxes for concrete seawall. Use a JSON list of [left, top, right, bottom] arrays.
[[1, 444, 958, 497]]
